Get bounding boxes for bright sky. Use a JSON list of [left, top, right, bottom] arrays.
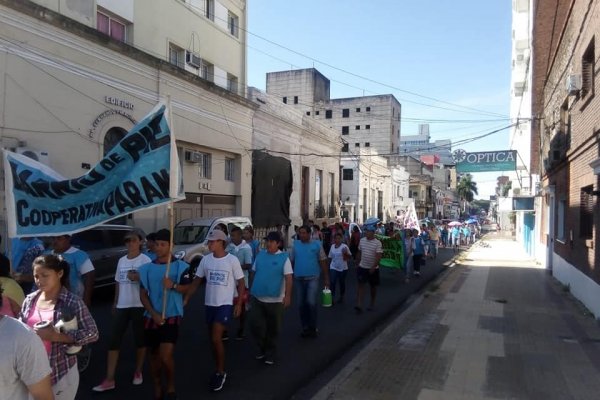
[[247, 0, 513, 199]]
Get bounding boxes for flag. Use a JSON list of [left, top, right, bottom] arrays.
[[3, 103, 184, 237], [403, 202, 420, 232]]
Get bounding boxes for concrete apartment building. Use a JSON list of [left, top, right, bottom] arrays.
[[0, 0, 252, 236], [248, 87, 342, 229], [532, 0, 600, 317], [266, 68, 402, 157], [400, 124, 453, 165]]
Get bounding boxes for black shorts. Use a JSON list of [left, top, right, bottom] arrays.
[[357, 267, 380, 286], [144, 316, 181, 349], [109, 307, 145, 350]]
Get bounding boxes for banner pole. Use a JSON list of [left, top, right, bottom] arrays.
[[161, 94, 176, 321]]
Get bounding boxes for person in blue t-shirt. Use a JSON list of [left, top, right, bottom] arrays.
[[48, 235, 95, 306], [225, 227, 253, 340], [143, 232, 158, 261], [290, 225, 329, 338], [139, 229, 189, 400], [242, 226, 260, 262], [11, 237, 45, 294]]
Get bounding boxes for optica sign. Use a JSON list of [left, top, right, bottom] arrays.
[[454, 149, 517, 173]]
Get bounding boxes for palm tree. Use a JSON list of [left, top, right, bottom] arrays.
[[457, 174, 478, 214]]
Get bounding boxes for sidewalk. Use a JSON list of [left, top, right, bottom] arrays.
[[311, 235, 600, 400]]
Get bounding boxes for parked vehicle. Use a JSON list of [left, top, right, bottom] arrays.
[[172, 216, 252, 272], [70, 224, 143, 288]]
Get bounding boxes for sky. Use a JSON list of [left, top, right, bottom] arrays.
[[247, 0, 513, 199]]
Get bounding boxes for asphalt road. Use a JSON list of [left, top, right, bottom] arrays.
[[77, 246, 456, 400]]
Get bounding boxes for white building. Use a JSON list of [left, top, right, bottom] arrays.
[[265, 68, 402, 158], [248, 88, 342, 229], [340, 150, 393, 224], [400, 124, 453, 165], [0, 0, 252, 236]]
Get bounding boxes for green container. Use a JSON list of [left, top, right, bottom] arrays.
[[321, 288, 332, 307]]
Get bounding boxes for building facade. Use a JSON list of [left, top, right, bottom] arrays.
[[340, 151, 393, 224], [532, 0, 600, 317], [0, 0, 253, 237], [248, 87, 341, 229]]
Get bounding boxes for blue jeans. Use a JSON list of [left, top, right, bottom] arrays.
[[294, 276, 319, 331], [329, 269, 347, 300]]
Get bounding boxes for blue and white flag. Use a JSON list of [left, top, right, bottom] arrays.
[[3, 103, 184, 237]]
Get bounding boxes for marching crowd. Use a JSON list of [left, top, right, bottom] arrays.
[[0, 219, 479, 399]]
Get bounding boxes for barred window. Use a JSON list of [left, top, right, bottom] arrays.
[[580, 186, 594, 238], [225, 158, 235, 181], [198, 152, 212, 179]]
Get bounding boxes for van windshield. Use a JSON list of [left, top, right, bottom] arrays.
[[173, 225, 210, 245]]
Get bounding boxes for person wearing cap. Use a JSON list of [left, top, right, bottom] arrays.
[[354, 225, 383, 313], [48, 235, 95, 307], [144, 232, 158, 261], [93, 231, 151, 393], [191, 229, 245, 392], [138, 229, 189, 400], [290, 225, 329, 338], [248, 231, 293, 365], [225, 226, 253, 340]]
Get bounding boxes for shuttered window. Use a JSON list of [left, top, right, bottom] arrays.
[[581, 40, 595, 99]]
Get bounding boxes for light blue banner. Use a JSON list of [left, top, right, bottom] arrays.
[[4, 104, 182, 237]]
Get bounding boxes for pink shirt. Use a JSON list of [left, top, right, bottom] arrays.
[[26, 305, 54, 355]]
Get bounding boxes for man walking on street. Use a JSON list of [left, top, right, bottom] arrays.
[[193, 229, 245, 392], [225, 227, 253, 340], [291, 225, 329, 338], [354, 226, 383, 313], [249, 232, 293, 365]]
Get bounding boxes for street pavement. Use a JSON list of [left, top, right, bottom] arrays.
[[310, 233, 600, 400], [77, 243, 455, 399]]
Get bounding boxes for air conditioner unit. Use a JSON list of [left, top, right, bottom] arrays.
[[512, 188, 521, 196], [184, 150, 202, 163], [15, 147, 50, 165], [185, 51, 202, 68], [566, 74, 582, 95]]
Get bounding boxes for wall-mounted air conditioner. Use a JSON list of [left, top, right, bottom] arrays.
[[15, 147, 50, 165], [184, 150, 202, 163], [566, 74, 582, 95], [185, 51, 202, 68]]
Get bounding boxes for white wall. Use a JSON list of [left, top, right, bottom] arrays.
[[553, 253, 600, 319], [97, 0, 134, 21]]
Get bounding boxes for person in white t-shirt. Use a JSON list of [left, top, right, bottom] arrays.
[[327, 233, 351, 304], [93, 231, 151, 393], [192, 229, 245, 392]]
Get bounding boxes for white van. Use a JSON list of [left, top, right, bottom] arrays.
[[172, 216, 252, 270]]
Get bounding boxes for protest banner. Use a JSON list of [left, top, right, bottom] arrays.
[[3, 103, 183, 237]]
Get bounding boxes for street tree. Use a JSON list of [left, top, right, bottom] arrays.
[[457, 174, 479, 214]]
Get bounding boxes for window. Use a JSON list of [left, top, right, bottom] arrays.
[[355, 125, 360, 130], [200, 60, 214, 82], [283, 97, 287, 104], [198, 152, 212, 179], [97, 11, 127, 42], [365, 142, 370, 147], [325, 110, 332, 119], [168, 43, 185, 68], [355, 143, 360, 147], [294, 96, 298, 104], [342, 108, 350, 118], [356, 107, 361, 112], [343, 168, 353, 180], [582, 39, 595, 99], [580, 186, 594, 238], [315, 169, 323, 204], [316, 111, 320, 115], [342, 126, 349, 135], [225, 158, 235, 181], [204, 0, 214, 20], [306, 111, 311, 116], [366, 125, 371, 130], [366, 106, 371, 112], [228, 11, 239, 37], [341, 143, 349, 152], [103, 127, 127, 156], [556, 198, 566, 241], [227, 74, 238, 94]]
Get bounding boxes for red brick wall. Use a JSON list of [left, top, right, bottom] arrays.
[[535, 0, 600, 282]]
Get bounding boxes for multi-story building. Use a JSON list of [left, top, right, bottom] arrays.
[[248, 87, 341, 230], [400, 124, 453, 165], [265, 68, 402, 158], [532, 0, 600, 316], [0, 0, 252, 236]]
